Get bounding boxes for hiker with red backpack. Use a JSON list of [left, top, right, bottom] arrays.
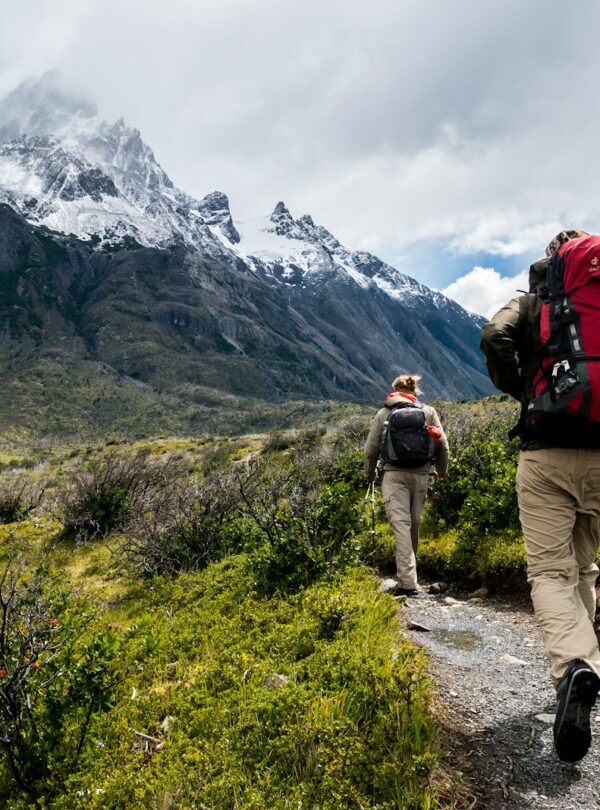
[[364, 374, 448, 597], [481, 229, 600, 763]]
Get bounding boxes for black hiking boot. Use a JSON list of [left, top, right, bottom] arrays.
[[390, 584, 419, 597], [554, 660, 600, 762]]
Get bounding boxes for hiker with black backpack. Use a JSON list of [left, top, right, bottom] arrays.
[[364, 374, 448, 597], [481, 229, 600, 763]]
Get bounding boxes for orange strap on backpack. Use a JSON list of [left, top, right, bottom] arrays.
[[426, 425, 443, 448]]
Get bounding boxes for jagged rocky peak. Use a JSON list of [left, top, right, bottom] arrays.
[[271, 201, 291, 220], [0, 73, 208, 246], [299, 215, 342, 252], [268, 201, 312, 241], [198, 191, 240, 243], [0, 72, 96, 142], [199, 191, 231, 219], [266, 204, 339, 251]]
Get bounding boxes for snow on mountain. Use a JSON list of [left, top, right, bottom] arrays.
[[0, 73, 238, 252], [233, 201, 451, 313], [0, 73, 474, 319]]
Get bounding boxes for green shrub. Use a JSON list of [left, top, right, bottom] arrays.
[[123, 468, 244, 575], [427, 435, 520, 538], [419, 527, 527, 585], [0, 556, 143, 802], [0, 478, 44, 524], [57, 451, 169, 540], [238, 461, 363, 594], [420, 400, 523, 583]]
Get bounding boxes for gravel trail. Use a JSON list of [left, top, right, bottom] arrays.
[[386, 580, 600, 809]]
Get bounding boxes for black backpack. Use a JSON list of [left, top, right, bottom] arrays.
[[379, 401, 435, 468]]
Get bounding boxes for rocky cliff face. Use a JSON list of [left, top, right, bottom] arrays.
[[0, 75, 492, 436]]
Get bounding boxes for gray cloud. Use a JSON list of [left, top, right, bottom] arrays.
[[2, 0, 600, 279]]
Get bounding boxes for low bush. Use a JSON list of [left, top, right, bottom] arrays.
[[425, 412, 520, 539], [419, 528, 527, 586], [0, 477, 44, 524], [237, 461, 364, 594], [57, 450, 169, 540], [419, 399, 524, 585], [123, 467, 244, 575]]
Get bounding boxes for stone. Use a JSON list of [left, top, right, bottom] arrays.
[[263, 673, 290, 690], [443, 597, 461, 606], [380, 578, 398, 593], [469, 586, 489, 599], [406, 621, 431, 632], [160, 716, 175, 733], [499, 654, 529, 666], [535, 714, 555, 724]]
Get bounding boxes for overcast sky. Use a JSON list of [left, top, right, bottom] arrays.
[[2, 0, 600, 315]]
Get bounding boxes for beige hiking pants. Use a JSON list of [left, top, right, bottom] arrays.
[[382, 469, 429, 589], [517, 447, 600, 683]]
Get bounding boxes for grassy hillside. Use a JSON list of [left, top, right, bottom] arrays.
[[0, 353, 374, 442], [0, 425, 463, 809]]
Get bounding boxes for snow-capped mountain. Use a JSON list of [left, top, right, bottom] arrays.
[[0, 73, 472, 320], [0, 72, 239, 250], [0, 74, 493, 435]]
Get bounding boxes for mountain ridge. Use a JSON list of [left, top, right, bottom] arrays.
[[0, 75, 492, 437]]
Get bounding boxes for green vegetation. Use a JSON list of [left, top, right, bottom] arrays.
[[0, 423, 456, 809], [0, 353, 372, 443], [419, 397, 526, 588], [48, 563, 438, 809]]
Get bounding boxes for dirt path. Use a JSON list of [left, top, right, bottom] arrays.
[[386, 580, 600, 809]]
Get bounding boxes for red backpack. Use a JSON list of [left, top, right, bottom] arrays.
[[529, 234, 600, 424]]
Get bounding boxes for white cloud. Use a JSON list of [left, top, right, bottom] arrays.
[[2, 0, 600, 281], [442, 267, 529, 319], [448, 218, 566, 258]]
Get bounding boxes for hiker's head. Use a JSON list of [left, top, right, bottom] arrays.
[[392, 374, 422, 396], [545, 229, 589, 257]]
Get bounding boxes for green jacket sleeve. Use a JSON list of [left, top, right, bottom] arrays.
[[480, 296, 529, 401]]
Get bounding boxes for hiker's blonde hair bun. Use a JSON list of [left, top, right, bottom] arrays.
[[392, 374, 422, 395]]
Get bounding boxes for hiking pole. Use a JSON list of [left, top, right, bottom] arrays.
[[364, 481, 376, 543]]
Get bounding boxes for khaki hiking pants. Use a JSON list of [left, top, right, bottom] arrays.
[[382, 469, 429, 590], [517, 447, 600, 683]]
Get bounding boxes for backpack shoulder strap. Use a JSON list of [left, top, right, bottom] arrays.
[[545, 251, 566, 301]]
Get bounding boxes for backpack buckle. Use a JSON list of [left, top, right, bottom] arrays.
[[552, 360, 571, 378], [551, 360, 579, 397]]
